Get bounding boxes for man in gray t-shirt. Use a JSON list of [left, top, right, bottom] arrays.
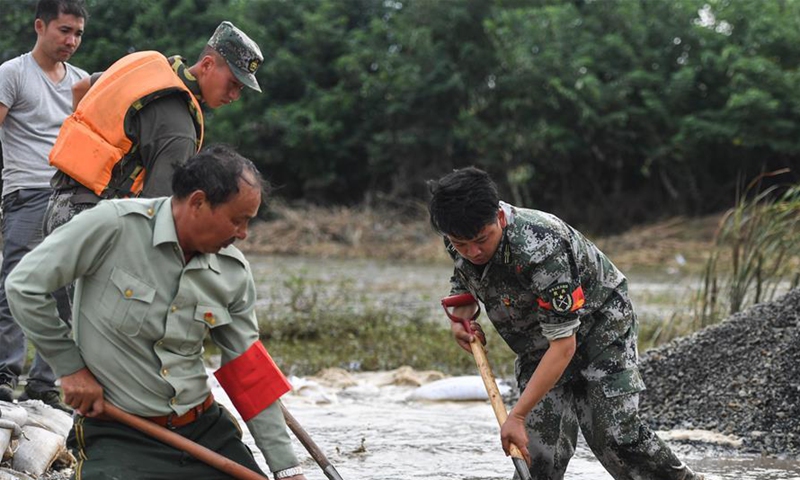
[[0, 0, 88, 412]]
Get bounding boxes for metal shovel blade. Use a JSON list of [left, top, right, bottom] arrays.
[[512, 457, 532, 480], [322, 464, 345, 480]]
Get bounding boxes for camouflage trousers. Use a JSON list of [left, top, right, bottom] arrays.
[[43, 190, 98, 308], [43, 189, 96, 236], [514, 293, 698, 480]]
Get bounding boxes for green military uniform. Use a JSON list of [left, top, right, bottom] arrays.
[[447, 202, 696, 480], [46, 55, 203, 236], [6, 197, 299, 478], [46, 20, 264, 233]]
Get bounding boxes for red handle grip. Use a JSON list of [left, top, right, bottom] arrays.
[[441, 292, 478, 308], [440, 293, 481, 334]]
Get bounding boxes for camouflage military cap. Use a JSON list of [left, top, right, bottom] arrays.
[[207, 21, 263, 92]]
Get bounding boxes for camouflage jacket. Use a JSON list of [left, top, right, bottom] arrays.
[[448, 202, 631, 365]]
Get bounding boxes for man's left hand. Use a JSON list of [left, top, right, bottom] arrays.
[[500, 411, 531, 466]]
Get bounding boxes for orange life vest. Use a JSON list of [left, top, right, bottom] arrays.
[[49, 51, 204, 198]]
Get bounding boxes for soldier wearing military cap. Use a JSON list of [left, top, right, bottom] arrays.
[[428, 167, 704, 480], [45, 20, 264, 234]]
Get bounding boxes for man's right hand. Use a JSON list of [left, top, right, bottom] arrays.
[[61, 368, 104, 417], [450, 304, 486, 353]]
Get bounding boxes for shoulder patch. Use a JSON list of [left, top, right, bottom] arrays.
[[547, 283, 574, 313], [536, 283, 585, 315], [111, 198, 161, 218]]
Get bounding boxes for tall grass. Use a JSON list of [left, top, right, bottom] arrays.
[[696, 172, 800, 327], [253, 273, 517, 377]]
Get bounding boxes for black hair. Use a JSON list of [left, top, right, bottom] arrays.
[[35, 0, 88, 24], [428, 166, 500, 239], [197, 45, 218, 64], [172, 144, 270, 207]]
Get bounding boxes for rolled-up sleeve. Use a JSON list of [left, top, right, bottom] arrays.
[[530, 242, 583, 342]]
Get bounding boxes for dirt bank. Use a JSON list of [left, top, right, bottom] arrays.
[[241, 202, 720, 271]]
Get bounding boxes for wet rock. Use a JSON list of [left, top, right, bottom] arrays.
[[386, 366, 446, 387], [640, 288, 800, 457], [308, 367, 359, 389]]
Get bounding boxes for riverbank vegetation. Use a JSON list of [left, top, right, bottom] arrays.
[[4, 0, 799, 376], [240, 193, 798, 376], [3, 0, 800, 232]]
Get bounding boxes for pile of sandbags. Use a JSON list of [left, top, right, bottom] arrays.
[[0, 400, 74, 480]]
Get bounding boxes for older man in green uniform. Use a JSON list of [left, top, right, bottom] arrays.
[[6, 145, 305, 479], [428, 167, 703, 480]]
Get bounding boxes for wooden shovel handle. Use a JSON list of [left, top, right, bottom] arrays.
[[469, 339, 528, 462], [103, 401, 269, 480], [281, 403, 347, 480]]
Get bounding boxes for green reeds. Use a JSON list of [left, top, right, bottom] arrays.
[[696, 171, 800, 327]]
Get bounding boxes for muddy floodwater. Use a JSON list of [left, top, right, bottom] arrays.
[[237, 255, 800, 479], [211, 373, 800, 480]]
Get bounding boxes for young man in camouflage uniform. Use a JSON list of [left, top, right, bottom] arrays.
[[428, 167, 703, 480]]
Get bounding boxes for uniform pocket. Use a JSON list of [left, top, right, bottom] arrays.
[[179, 305, 233, 354], [107, 267, 156, 336], [600, 368, 646, 398]]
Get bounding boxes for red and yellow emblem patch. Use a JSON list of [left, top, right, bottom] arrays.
[[536, 283, 585, 314]]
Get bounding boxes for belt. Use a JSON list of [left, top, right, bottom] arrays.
[[145, 394, 214, 429]]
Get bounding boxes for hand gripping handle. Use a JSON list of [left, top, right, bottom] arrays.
[[441, 293, 481, 334]]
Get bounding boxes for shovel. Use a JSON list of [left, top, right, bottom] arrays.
[[103, 401, 269, 480], [280, 403, 345, 480], [104, 400, 345, 480], [441, 293, 533, 480]]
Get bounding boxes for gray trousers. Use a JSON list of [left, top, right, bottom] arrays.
[[0, 189, 71, 392]]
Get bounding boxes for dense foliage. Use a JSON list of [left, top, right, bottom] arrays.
[[3, 0, 799, 232]]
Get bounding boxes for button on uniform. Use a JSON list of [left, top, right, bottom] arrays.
[[124, 289, 133, 298], [161, 368, 169, 377]]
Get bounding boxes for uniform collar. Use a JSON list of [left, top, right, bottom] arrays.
[[168, 55, 202, 99], [152, 198, 220, 272], [489, 202, 515, 266]]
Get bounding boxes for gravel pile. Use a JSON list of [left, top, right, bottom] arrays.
[[639, 288, 800, 457]]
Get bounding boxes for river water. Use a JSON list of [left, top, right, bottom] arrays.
[[231, 255, 800, 479], [212, 372, 800, 480]]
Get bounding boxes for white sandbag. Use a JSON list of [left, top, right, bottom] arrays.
[[0, 467, 34, 480], [11, 425, 65, 477], [18, 400, 72, 438], [0, 429, 10, 462], [0, 419, 22, 462], [407, 375, 511, 402], [0, 403, 28, 428]]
